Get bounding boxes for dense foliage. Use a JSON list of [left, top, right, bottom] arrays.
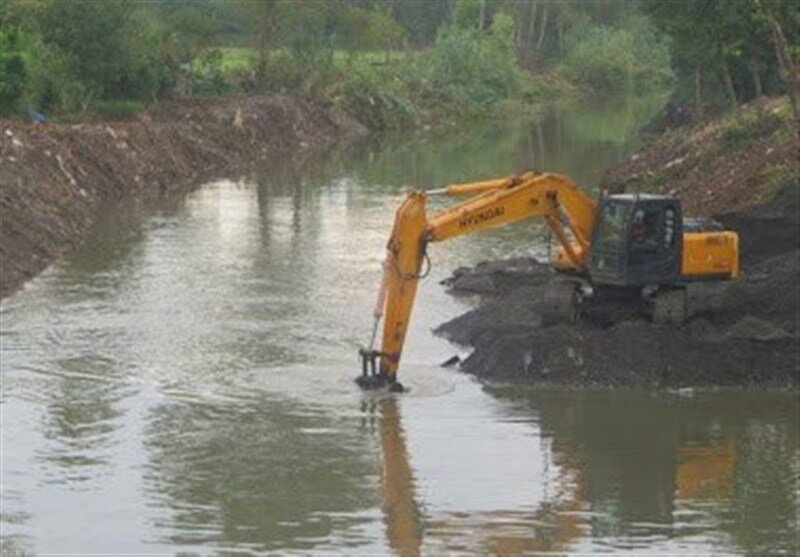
[[560, 16, 673, 92], [644, 0, 799, 110], [0, 0, 796, 123]]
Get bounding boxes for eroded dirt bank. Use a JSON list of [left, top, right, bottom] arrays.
[[0, 95, 367, 298], [437, 98, 799, 389]]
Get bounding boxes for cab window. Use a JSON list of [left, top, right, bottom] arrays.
[[594, 201, 631, 251], [630, 207, 662, 251]]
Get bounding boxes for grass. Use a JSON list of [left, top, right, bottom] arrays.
[[186, 44, 570, 130], [215, 46, 408, 74], [217, 46, 258, 72], [762, 160, 797, 200], [720, 97, 790, 148], [721, 115, 781, 147]]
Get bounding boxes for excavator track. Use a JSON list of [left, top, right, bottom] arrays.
[[540, 279, 581, 326]]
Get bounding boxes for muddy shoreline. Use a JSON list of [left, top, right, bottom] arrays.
[[436, 185, 799, 389], [0, 95, 367, 298]]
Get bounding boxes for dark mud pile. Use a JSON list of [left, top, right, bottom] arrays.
[[436, 187, 799, 389], [0, 95, 367, 298]]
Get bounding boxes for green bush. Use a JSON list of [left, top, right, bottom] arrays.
[[261, 50, 305, 91], [37, 0, 168, 102], [0, 27, 28, 114], [560, 17, 673, 94], [424, 13, 522, 110], [721, 110, 783, 147], [0, 26, 89, 116], [337, 70, 417, 130], [191, 49, 233, 95]]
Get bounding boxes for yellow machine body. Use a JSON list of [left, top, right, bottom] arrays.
[[681, 231, 740, 280]]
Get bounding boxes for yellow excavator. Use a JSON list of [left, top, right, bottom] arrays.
[[357, 171, 739, 391]]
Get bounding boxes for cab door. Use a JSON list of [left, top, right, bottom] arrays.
[[625, 200, 682, 286]]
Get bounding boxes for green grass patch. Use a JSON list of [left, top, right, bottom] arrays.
[[721, 110, 783, 147], [763, 160, 798, 200], [217, 47, 258, 72]]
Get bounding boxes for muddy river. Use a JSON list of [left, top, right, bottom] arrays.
[[2, 98, 797, 555]]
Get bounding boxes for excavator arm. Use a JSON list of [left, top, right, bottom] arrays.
[[357, 172, 597, 390]]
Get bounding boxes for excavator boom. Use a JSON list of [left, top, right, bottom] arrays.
[[357, 172, 597, 390]]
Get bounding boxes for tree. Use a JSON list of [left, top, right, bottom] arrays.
[[646, 0, 799, 110], [36, 0, 165, 100], [0, 26, 27, 113]]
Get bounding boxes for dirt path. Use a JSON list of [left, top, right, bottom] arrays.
[[0, 95, 367, 298]]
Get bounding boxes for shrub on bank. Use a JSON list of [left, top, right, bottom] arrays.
[[336, 69, 417, 130], [424, 13, 522, 110], [560, 17, 674, 94]]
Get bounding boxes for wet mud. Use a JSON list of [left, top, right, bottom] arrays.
[[436, 187, 799, 389]]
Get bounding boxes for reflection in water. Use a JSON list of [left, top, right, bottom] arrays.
[[303, 94, 667, 193], [371, 389, 798, 556], [144, 395, 379, 552], [375, 394, 589, 556], [375, 398, 423, 557], [495, 389, 799, 554]]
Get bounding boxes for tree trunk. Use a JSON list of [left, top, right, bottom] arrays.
[[750, 63, 763, 98], [557, 12, 564, 58], [711, 29, 737, 106], [257, 2, 276, 80], [694, 66, 704, 119], [721, 61, 738, 106], [523, 0, 538, 63], [536, 3, 548, 52], [528, 1, 538, 47], [769, 16, 799, 121], [478, 0, 486, 31], [515, 1, 527, 52]]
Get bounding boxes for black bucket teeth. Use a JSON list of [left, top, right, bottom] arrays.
[[356, 348, 404, 392]]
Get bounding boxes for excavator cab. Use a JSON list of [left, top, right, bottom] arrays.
[[589, 194, 683, 288]]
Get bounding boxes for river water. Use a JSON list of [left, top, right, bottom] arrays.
[[1, 98, 797, 555]]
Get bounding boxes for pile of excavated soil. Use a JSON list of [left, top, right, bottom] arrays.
[[0, 95, 367, 298], [436, 186, 799, 390]]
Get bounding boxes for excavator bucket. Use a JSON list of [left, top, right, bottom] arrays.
[[356, 349, 405, 392]]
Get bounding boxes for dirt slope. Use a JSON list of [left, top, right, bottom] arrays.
[[602, 96, 796, 216], [0, 95, 367, 298]]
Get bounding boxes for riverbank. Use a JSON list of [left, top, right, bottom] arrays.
[[0, 94, 367, 298], [437, 97, 799, 389]]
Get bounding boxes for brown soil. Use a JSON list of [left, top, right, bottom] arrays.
[[436, 98, 799, 389], [602, 96, 797, 216], [0, 95, 367, 298]]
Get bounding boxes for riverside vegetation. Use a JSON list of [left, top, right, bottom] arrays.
[[1, 0, 678, 127]]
